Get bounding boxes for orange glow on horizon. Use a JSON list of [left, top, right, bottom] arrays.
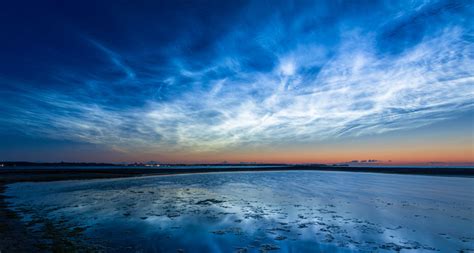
[[128, 141, 474, 165]]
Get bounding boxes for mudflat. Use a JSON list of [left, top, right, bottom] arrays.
[[1, 166, 472, 252]]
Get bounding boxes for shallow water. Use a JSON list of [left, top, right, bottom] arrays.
[[6, 171, 474, 252]]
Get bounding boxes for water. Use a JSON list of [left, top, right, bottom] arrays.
[[5, 171, 474, 252]]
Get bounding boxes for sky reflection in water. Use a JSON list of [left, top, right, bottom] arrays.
[[6, 171, 474, 252]]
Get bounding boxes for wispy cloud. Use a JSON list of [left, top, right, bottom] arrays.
[[86, 39, 137, 81], [0, 1, 472, 155]]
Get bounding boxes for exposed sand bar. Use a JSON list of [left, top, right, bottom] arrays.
[[2, 165, 473, 183]]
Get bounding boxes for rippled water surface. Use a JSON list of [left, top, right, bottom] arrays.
[[6, 171, 474, 252]]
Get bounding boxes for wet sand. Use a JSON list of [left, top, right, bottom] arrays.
[[1, 166, 472, 252], [0, 170, 157, 252]]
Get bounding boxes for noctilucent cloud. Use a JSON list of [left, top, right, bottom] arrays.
[[0, 1, 473, 163]]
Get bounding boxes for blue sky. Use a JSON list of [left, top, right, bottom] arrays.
[[0, 0, 473, 163]]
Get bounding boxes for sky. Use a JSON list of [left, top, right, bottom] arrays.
[[0, 0, 473, 164]]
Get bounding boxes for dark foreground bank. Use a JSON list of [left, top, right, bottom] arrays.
[[1, 165, 473, 252]]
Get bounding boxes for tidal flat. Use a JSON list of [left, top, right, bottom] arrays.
[[4, 171, 474, 252]]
